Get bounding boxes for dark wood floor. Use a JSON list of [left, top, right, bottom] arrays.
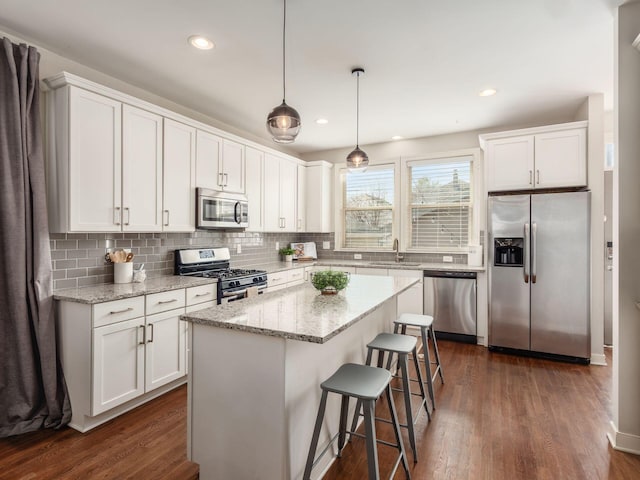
[[1, 342, 639, 480]]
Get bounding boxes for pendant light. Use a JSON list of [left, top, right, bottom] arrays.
[[266, 0, 301, 144], [346, 68, 369, 171]]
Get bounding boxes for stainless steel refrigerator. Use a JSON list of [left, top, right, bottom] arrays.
[[488, 191, 590, 360]]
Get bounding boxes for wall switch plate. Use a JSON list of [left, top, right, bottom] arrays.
[[354, 253, 362, 260], [443, 255, 453, 263], [323, 241, 330, 249], [275, 242, 280, 250], [236, 244, 242, 254]]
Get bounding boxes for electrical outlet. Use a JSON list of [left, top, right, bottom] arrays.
[[275, 242, 280, 250], [323, 241, 330, 250], [354, 253, 362, 260], [443, 255, 453, 263], [236, 244, 242, 254]]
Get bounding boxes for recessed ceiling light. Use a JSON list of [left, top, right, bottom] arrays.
[[188, 35, 215, 50], [315, 118, 329, 125], [479, 88, 497, 97], [391, 135, 404, 140]]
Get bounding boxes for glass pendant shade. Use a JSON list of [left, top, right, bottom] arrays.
[[266, 101, 301, 144], [347, 146, 369, 171]]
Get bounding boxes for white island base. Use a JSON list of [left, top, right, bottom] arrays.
[[185, 277, 412, 479]]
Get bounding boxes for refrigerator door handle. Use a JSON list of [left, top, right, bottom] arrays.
[[532, 222, 537, 283], [524, 222, 530, 283]]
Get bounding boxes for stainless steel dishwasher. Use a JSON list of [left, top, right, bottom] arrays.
[[423, 270, 477, 343]]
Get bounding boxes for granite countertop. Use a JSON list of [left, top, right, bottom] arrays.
[[182, 274, 419, 344], [254, 259, 485, 274], [53, 276, 217, 304]]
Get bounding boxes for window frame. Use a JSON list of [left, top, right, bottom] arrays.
[[334, 162, 399, 252], [400, 149, 482, 254]]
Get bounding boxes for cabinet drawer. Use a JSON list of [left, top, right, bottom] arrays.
[[93, 296, 145, 328], [287, 268, 304, 284], [146, 289, 186, 315], [186, 284, 217, 306], [268, 271, 288, 288]]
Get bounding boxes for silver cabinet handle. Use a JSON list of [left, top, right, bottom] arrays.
[[114, 206, 121, 226], [147, 323, 154, 343], [524, 222, 530, 283], [194, 292, 211, 297], [297, 218, 302, 230], [158, 299, 178, 304], [223, 173, 228, 186], [536, 169, 540, 185], [110, 307, 133, 314], [138, 325, 145, 345], [163, 209, 170, 227], [529, 170, 533, 185], [218, 172, 224, 187], [124, 207, 130, 226], [531, 222, 537, 283]]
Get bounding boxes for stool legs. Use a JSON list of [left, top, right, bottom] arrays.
[[337, 395, 350, 456], [363, 399, 379, 480], [304, 390, 329, 480], [386, 384, 411, 479], [417, 325, 437, 410], [429, 326, 444, 384]]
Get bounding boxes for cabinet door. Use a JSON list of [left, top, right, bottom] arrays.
[[69, 87, 122, 231], [145, 309, 186, 391], [245, 147, 264, 232], [306, 164, 333, 233], [534, 128, 587, 189], [355, 267, 388, 276], [163, 119, 196, 232], [263, 153, 282, 231], [297, 165, 306, 232], [279, 159, 297, 232], [485, 136, 534, 192], [92, 318, 144, 415], [196, 130, 223, 190], [387, 270, 424, 316], [122, 105, 163, 232], [221, 139, 245, 193]]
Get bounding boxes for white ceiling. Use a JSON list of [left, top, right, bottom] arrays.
[[0, 0, 619, 154]]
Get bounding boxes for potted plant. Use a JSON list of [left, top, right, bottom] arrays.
[[310, 270, 350, 295], [279, 246, 295, 262]]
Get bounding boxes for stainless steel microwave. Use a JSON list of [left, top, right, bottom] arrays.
[[197, 188, 248, 229]]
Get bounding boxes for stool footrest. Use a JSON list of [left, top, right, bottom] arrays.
[[348, 429, 401, 450]]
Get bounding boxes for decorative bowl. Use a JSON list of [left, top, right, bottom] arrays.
[[310, 270, 350, 295]]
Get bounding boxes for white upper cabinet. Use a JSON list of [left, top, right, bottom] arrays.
[[305, 161, 334, 233], [245, 146, 264, 232], [163, 119, 196, 232], [65, 86, 122, 232], [480, 121, 587, 192], [196, 131, 245, 193], [264, 153, 297, 232], [297, 165, 306, 232], [122, 105, 163, 232]]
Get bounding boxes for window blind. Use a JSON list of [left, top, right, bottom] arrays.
[[343, 167, 394, 249], [408, 156, 472, 250]]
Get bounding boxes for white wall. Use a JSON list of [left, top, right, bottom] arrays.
[[609, 1, 640, 454]]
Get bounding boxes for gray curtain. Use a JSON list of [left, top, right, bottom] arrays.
[[0, 37, 71, 437]]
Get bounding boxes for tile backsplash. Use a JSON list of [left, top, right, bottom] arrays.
[[50, 231, 468, 290]]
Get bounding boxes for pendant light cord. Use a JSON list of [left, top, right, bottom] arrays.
[[355, 71, 360, 147], [282, 0, 287, 102]]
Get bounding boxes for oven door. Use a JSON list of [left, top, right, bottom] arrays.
[[197, 188, 248, 229], [219, 285, 267, 304]]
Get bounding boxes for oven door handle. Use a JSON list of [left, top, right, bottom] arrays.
[[222, 286, 266, 298]]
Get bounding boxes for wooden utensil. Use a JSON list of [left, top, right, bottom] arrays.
[[126, 252, 134, 262]]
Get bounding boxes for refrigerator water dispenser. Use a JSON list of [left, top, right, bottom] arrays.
[[494, 238, 523, 266]]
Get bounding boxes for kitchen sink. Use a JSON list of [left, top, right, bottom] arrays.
[[368, 261, 422, 267]]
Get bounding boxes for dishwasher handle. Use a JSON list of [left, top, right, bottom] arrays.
[[423, 270, 477, 279]]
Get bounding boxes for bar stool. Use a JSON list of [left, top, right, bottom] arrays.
[[304, 363, 411, 480], [393, 313, 444, 410], [350, 333, 429, 463]]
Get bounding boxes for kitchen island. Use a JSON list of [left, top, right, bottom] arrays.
[[181, 274, 419, 480]]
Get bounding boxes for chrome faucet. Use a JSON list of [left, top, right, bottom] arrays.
[[392, 238, 404, 262]]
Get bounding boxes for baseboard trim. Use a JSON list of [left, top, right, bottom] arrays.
[[590, 353, 607, 366], [608, 421, 640, 455]]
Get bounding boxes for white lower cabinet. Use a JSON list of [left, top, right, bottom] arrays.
[[267, 268, 305, 292], [356, 267, 424, 317], [58, 284, 215, 432]]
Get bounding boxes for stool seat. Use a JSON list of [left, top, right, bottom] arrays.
[[367, 332, 417, 353], [396, 313, 434, 328], [322, 363, 392, 400]]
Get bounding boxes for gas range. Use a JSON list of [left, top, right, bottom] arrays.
[[174, 248, 268, 303]]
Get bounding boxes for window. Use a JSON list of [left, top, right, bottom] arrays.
[[341, 165, 395, 249], [407, 155, 473, 251]]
